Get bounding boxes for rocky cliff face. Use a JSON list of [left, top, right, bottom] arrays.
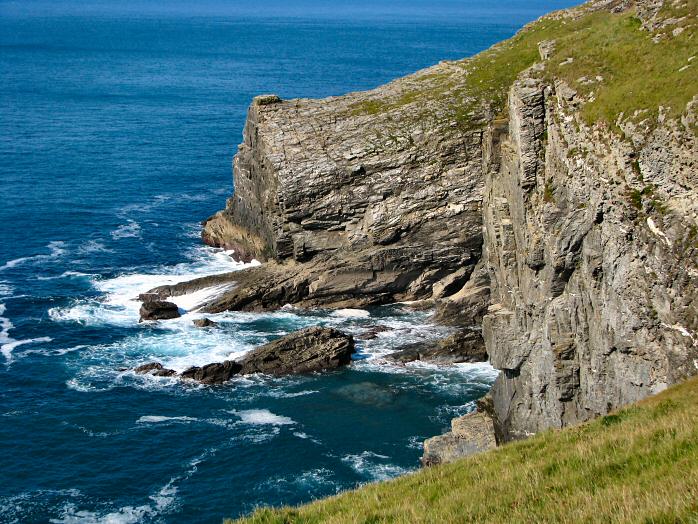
[[483, 69, 697, 440], [198, 63, 489, 310], [172, 0, 697, 443]]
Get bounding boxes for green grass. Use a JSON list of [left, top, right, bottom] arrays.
[[349, 0, 697, 134], [545, 3, 697, 130], [231, 376, 698, 523]]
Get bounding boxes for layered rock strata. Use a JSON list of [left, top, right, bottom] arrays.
[[158, 0, 697, 449], [192, 62, 490, 311]]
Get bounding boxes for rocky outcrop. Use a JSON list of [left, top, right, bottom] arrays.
[[355, 325, 394, 340], [180, 361, 242, 385], [432, 261, 491, 326], [239, 327, 355, 375], [138, 299, 180, 322], [421, 411, 497, 466], [187, 62, 490, 310], [131, 327, 355, 384], [192, 318, 218, 328], [386, 330, 487, 365], [134, 362, 177, 377]]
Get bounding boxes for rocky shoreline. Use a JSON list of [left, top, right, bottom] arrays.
[[134, 327, 356, 383], [136, 0, 697, 466]]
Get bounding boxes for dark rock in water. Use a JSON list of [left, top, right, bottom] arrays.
[[421, 412, 497, 466], [153, 368, 177, 377], [387, 330, 487, 365], [355, 325, 393, 340], [139, 300, 180, 322], [334, 382, 398, 407], [180, 361, 242, 385], [134, 362, 164, 374], [138, 292, 166, 303], [192, 318, 218, 328], [239, 327, 354, 376], [134, 362, 176, 377]]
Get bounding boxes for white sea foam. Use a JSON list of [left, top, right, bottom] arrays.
[[0, 241, 66, 272], [0, 282, 13, 297], [77, 240, 112, 255], [0, 489, 82, 524], [261, 468, 337, 496], [292, 431, 322, 444], [407, 435, 425, 450], [341, 451, 409, 481], [266, 389, 318, 399], [1, 337, 53, 361], [48, 468, 182, 523], [49, 246, 258, 327], [110, 221, 141, 240], [332, 308, 370, 319], [37, 271, 91, 281], [0, 303, 52, 362], [136, 415, 197, 424], [231, 409, 295, 426]]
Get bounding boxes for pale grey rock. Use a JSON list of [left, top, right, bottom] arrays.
[[421, 412, 497, 466], [482, 68, 698, 441]]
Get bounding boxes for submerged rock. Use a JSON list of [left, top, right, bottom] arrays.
[[334, 382, 398, 407], [192, 318, 218, 328], [386, 330, 487, 365], [139, 300, 180, 322], [180, 361, 242, 385], [421, 411, 497, 466], [239, 327, 355, 375], [134, 362, 177, 377]]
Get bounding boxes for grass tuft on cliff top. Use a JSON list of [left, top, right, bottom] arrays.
[[231, 376, 698, 523], [350, 0, 697, 133]]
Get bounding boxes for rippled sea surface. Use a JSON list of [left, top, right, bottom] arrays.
[[1, 1, 575, 522]]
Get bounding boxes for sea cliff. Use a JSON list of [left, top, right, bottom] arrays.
[[159, 0, 697, 449]]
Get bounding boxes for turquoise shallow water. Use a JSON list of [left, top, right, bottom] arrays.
[[0, 1, 574, 522]]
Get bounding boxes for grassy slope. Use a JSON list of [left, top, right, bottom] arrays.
[[350, 0, 696, 133], [233, 377, 698, 523]]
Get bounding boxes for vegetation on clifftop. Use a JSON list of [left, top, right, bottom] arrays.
[[231, 376, 698, 523], [350, 0, 697, 134]]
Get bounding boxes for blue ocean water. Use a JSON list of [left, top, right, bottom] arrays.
[[0, 1, 575, 522]]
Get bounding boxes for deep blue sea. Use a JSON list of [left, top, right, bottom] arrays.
[[0, 1, 575, 522]]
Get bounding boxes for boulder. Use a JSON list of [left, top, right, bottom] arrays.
[[180, 361, 242, 385], [386, 330, 487, 365], [421, 412, 497, 466], [134, 362, 177, 377], [193, 318, 218, 328], [239, 327, 354, 375], [139, 300, 180, 322]]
